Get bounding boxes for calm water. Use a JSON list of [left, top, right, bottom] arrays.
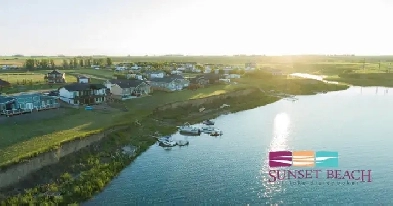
[[86, 86, 393, 205]]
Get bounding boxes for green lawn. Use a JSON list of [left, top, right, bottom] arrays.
[[324, 73, 393, 87], [0, 83, 242, 167]]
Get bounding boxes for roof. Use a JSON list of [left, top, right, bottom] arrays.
[[0, 79, 10, 86], [170, 74, 184, 79], [48, 70, 63, 74], [0, 96, 15, 104], [62, 83, 106, 91], [109, 79, 146, 88], [144, 71, 165, 74], [201, 73, 220, 80], [149, 77, 177, 83]]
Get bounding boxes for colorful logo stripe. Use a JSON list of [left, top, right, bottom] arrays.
[[269, 150, 339, 168]]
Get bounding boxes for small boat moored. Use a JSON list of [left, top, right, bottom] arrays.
[[210, 129, 223, 136], [177, 122, 201, 135], [202, 120, 215, 125], [177, 140, 189, 146], [201, 126, 217, 133], [159, 140, 177, 147]]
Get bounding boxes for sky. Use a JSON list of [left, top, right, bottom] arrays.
[[1, 0, 393, 56]]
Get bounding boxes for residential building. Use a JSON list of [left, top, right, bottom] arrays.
[[245, 62, 256, 69], [45, 70, 66, 84], [0, 92, 59, 116], [59, 83, 107, 105], [201, 73, 220, 84], [105, 79, 151, 99], [226, 74, 241, 79], [149, 76, 189, 91], [77, 75, 90, 83], [144, 71, 165, 79]]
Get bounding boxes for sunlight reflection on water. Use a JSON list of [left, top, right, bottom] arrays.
[[259, 113, 291, 203]]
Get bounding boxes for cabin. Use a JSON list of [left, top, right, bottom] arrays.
[[59, 83, 107, 105], [45, 70, 66, 84], [105, 79, 151, 99], [149, 76, 189, 91], [0, 93, 60, 116], [77, 75, 90, 83]]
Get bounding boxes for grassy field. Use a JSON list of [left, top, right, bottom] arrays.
[[0, 69, 113, 94], [0, 83, 243, 167], [0, 73, 349, 167]]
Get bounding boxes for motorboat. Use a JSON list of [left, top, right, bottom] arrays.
[[202, 120, 215, 125], [157, 136, 171, 143], [177, 140, 189, 146], [201, 126, 217, 133], [177, 122, 201, 134], [210, 129, 223, 136], [159, 140, 177, 147]]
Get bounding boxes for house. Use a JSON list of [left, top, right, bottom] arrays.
[[189, 76, 209, 86], [201, 73, 220, 84], [0, 64, 18, 70], [171, 70, 182, 75], [245, 62, 256, 69], [144, 71, 165, 79], [226, 74, 241, 79], [45, 70, 66, 84], [125, 74, 143, 80], [0, 92, 60, 116], [77, 75, 90, 83], [59, 83, 107, 105], [271, 69, 283, 75], [0, 79, 11, 89], [149, 76, 190, 91], [105, 79, 151, 99], [91, 65, 100, 68]]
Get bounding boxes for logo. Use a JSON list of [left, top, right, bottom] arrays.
[[269, 150, 339, 168], [268, 150, 372, 184]]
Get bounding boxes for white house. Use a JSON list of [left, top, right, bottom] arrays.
[[131, 64, 141, 70], [226, 74, 241, 79], [91, 65, 100, 68], [115, 67, 127, 71], [145, 71, 165, 79], [1, 64, 18, 70], [59, 83, 107, 105], [171, 70, 182, 75], [204, 68, 212, 73], [77, 75, 90, 83]]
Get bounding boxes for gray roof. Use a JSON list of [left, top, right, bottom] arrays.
[[0, 79, 10, 86], [62, 83, 106, 91], [149, 77, 177, 83], [0, 96, 15, 104], [145, 71, 164, 74], [48, 70, 63, 74], [109, 79, 146, 88]]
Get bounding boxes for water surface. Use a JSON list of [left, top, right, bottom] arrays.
[[86, 86, 393, 205]]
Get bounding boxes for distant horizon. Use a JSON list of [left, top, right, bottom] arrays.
[[2, 53, 393, 57], [1, 0, 393, 56]]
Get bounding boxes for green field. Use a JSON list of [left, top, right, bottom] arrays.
[[0, 72, 349, 167]]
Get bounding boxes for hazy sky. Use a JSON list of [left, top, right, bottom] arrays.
[[1, 0, 392, 56]]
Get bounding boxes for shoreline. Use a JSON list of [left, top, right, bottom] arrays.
[[0, 84, 348, 204]]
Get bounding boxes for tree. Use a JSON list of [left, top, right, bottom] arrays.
[[106, 57, 112, 67], [25, 59, 35, 69], [62, 59, 69, 69], [79, 59, 84, 68], [50, 59, 55, 69], [69, 59, 74, 68], [73, 58, 78, 68]]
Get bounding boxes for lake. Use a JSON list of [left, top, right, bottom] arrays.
[[86, 86, 393, 205]]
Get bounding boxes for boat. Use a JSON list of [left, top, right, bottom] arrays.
[[159, 140, 177, 147], [202, 120, 215, 125], [210, 129, 223, 136], [177, 122, 201, 134], [177, 140, 189, 146], [157, 136, 171, 143], [201, 126, 217, 133]]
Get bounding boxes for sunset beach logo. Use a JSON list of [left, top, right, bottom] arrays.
[[269, 150, 339, 168]]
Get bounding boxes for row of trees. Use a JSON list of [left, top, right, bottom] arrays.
[[24, 58, 113, 69]]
